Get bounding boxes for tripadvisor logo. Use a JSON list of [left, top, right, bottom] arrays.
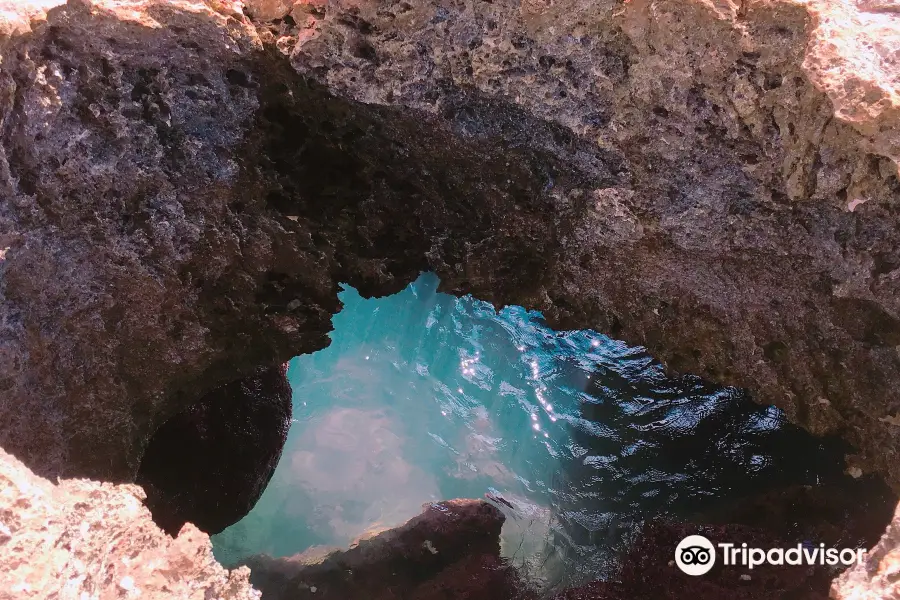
[[674, 535, 866, 576], [675, 535, 716, 575]]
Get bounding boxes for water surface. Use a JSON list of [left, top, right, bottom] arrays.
[[212, 273, 850, 589]]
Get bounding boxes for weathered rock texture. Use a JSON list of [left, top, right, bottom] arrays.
[[1, 0, 900, 595], [136, 363, 292, 535], [244, 499, 533, 600], [0, 0, 898, 490], [552, 520, 837, 600], [0, 447, 259, 600], [257, 0, 900, 483], [833, 502, 900, 600], [0, 0, 614, 486]]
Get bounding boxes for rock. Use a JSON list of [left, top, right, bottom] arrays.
[[695, 478, 897, 552], [553, 521, 835, 600], [0, 0, 897, 497], [245, 0, 295, 21], [0, 0, 899, 595], [256, 0, 900, 494], [0, 446, 259, 600], [832, 502, 900, 599], [244, 499, 531, 600], [0, 0, 600, 487], [136, 364, 293, 535]]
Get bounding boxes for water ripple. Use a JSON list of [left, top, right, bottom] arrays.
[[212, 273, 854, 591]]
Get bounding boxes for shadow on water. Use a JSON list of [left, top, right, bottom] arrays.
[[212, 273, 882, 591]]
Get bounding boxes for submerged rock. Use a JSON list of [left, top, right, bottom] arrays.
[[136, 364, 292, 535], [553, 521, 835, 600], [0, 446, 259, 600], [244, 499, 533, 600]]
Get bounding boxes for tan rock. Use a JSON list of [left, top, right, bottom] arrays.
[[0, 447, 259, 600], [833, 502, 900, 599], [244, 0, 294, 20], [803, 0, 900, 174]]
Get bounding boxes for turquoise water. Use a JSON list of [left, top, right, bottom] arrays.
[[212, 273, 849, 589]]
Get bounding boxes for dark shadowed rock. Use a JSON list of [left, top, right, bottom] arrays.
[[136, 364, 292, 535], [695, 478, 897, 552], [553, 521, 833, 600], [550, 475, 896, 600], [245, 499, 533, 600], [0, 0, 607, 485]]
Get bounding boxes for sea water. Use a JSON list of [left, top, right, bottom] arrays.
[[211, 273, 850, 590]]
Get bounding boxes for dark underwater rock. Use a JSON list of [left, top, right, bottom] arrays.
[[553, 521, 832, 600], [244, 499, 532, 600], [551, 476, 896, 600], [695, 478, 898, 552], [136, 364, 292, 535]]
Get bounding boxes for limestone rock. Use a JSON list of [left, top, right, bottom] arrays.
[[0, 3, 899, 599], [0, 446, 259, 600], [253, 0, 900, 488], [832, 502, 900, 600], [244, 0, 295, 21], [0, 0, 606, 486]]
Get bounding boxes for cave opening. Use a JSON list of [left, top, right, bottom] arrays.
[[138, 273, 897, 598]]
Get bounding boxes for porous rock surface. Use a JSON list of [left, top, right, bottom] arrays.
[[0, 0, 898, 490], [832, 501, 900, 599], [0, 447, 259, 600], [0, 0, 899, 596], [257, 0, 900, 482]]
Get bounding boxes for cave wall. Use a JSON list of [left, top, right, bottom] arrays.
[[0, 0, 619, 482], [0, 0, 898, 596], [1, 0, 898, 492], [252, 0, 900, 483]]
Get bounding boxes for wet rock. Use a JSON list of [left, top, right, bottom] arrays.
[[696, 478, 897, 552], [0, 446, 259, 600], [136, 364, 292, 535], [551, 473, 898, 599], [245, 499, 532, 600]]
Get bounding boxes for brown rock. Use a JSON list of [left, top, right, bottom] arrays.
[[0, 0, 899, 596], [0, 446, 259, 600], [261, 0, 900, 491], [245, 499, 531, 600], [0, 0, 897, 499], [554, 521, 834, 600], [245, 0, 295, 21]]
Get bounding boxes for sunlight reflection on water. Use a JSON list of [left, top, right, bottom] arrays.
[[212, 273, 850, 590]]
